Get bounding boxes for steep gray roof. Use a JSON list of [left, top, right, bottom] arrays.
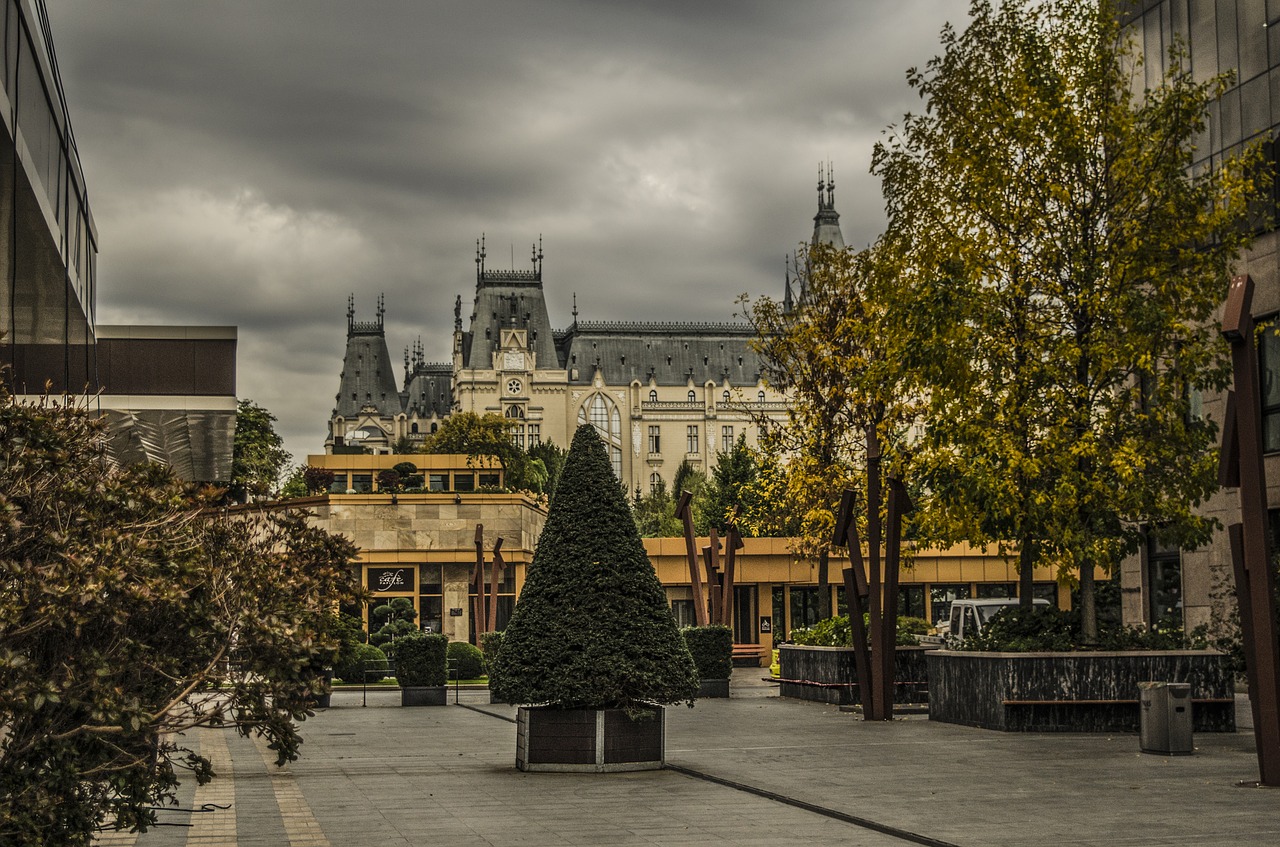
[[404, 362, 453, 418], [559, 322, 762, 387], [334, 297, 402, 418], [462, 245, 560, 370]]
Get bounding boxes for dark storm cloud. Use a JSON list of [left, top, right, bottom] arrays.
[[46, 0, 966, 463]]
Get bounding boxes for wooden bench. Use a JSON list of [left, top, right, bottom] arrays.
[[732, 643, 766, 666], [1001, 698, 1234, 706]]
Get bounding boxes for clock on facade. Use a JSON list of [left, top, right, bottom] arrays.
[[506, 378, 523, 395]]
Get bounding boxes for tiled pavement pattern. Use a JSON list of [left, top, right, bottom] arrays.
[[91, 670, 1278, 847]]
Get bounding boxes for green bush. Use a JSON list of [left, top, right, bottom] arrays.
[[790, 614, 932, 647], [682, 625, 733, 680], [489, 425, 698, 711], [959, 606, 1209, 652], [479, 630, 503, 674], [335, 643, 389, 684], [395, 633, 448, 687], [447, 640, 485, 680]]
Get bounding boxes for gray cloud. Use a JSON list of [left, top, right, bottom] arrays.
[[48, 0, 967, 465]]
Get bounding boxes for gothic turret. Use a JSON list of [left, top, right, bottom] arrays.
[[812, 162, 845, 249], [333, 293, 402, 421]]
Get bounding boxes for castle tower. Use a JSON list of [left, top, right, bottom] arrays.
[[328, 294, 402, 452]]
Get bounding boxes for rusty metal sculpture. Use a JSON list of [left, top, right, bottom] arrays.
[[1218, 274, 1280, 786], [832, 469, 913, 721], [677, 495, 746, 628], [471, 524, 506, 642], [676, 490, 709, 626]]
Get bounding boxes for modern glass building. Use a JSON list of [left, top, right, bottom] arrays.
[[0, 0, 236, 481], [1122, 1, 1280, 632]]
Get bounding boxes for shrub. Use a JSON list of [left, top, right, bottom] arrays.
[[303, 466, 335, 494], [789, 615, 932, 647], [335, 642, 389, 684], [682, 625, 733, 680], [479, 630, 503, 674], [959, 605, 1212, 652], [489, 425, 698, 711], [395, 633, 448, 687], [447, 640, 485, 680]]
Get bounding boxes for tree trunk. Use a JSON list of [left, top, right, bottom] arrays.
[[1079, 560, 1097, 644], [1018, 536, 1037, 606], [817, 548, 831, 619]]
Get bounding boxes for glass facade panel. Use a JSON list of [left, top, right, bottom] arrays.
[[428, 473, 449, 492], [1239, 0, 1267, 82], [453, 473, 475, 492], [1189, 0, 1218, 85], [1261, 322, 1280, 452]]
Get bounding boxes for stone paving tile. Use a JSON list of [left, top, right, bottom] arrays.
[[99, 670, 1279, 847]]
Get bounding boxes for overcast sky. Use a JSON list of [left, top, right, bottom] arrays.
[[47, 0, 967, 468]]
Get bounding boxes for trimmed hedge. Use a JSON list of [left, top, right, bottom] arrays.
[[490, 425, 698, 710], [395, 633, 448, 687], [447, 641, 484, 680], [335, 643, 388, 684], [479, 630, 503, 674], [682, 625, 733, 680]]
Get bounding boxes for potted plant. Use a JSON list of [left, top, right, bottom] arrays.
[[490, 425, 698, 772], [395, 633, 448, 706], [682, 625, 733, 698]]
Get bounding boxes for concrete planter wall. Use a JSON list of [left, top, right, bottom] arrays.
[[401, 685, 447, 706], [697, 678, 730, 698], [777, 644, 932, 706], [515, 705, 664, 772], [925, 650, 1234, 732]]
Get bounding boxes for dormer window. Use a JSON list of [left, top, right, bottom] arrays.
[[688, 390, 696, 402], [649, 389, 657, 402]]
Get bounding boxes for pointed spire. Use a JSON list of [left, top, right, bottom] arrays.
[[454, 294, 463, 332], [404, 345, 410, 378], [376, 293, 385, 329], [572, 292, 579, 326], [783, 255, 794, 314], [811, 163, 845, 249], [347, 293, 355, 334], [476, 233, 487, 281]]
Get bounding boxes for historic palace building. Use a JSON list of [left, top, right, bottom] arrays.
[[325, 176, 847, 495]]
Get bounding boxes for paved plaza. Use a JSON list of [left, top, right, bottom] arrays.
[[94, 670, 1277, 847]]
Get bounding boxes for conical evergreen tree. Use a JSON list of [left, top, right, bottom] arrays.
[[491, 425, 697, 710]]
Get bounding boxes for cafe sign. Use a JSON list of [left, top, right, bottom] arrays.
[[367, 567, 411, 592]]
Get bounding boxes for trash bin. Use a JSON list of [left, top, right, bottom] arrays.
[[1139, 681, 1193, 755]]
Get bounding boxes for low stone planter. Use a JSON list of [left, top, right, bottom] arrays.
[[515, 705, 664, 772], [777, 644, 933, 706], [925, 649, 1234, 732], [697, 678, 730, 698], [401, 685, 447, 706]]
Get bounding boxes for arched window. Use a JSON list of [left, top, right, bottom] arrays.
[[411, 422, 419, 434], [650, 472, 662, 493], [722, 390, 730, 402], [758, 390, 766, 403], [649, 389, 657, 402], [505, 405, 525, 419], [430, 423, 438, 433], [687, 390, 696, 403], [577, 393, 623, 477]]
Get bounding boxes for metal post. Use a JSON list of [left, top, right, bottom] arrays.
[[677, 490, 709, 626], [722, 522, 743, 632], [834, 489, 875, 718], [707, 528, 722, 625], [473, 524, 486, 643], [488, 537, 504, 634], [866, 430, 886, 721], [880, 478, 914, 721], [1219, 275, 1280, 786]]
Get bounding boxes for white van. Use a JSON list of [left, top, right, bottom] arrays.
[[942, 598, 1051, 643]]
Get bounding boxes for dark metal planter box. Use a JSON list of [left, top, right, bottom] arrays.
[[401, 685, 447, 706], [777, 645, 932, 706], [925, 650, 1235, 733], [697, 678, 730, 698], [515, 705, 664, 772]]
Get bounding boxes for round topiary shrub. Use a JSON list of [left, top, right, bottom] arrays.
[[335, 643, 389, 684], [395, 633, 448, 687], [682, 625, 733, 680], [447, 640, 484, 680], [489, 425, 698, 711]]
